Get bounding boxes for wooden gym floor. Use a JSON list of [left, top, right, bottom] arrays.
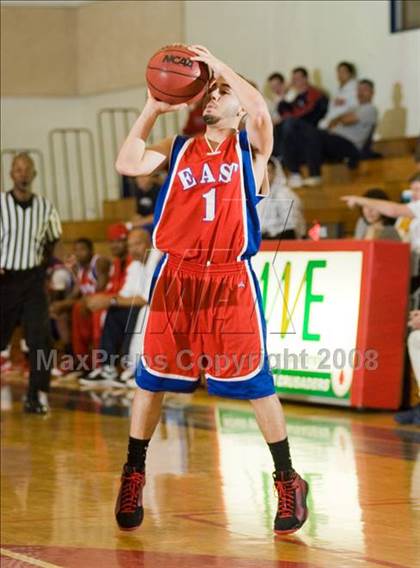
[[1, 381, 419, 568]]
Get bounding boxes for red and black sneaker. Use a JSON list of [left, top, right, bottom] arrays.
[[115, 464, 146, 531], [273, 470, 309, 534]]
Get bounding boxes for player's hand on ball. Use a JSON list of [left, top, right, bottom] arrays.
[[146, 90, 188, 115], [189, 45, 223, 79]]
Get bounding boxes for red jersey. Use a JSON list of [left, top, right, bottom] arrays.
[[153, 130, 264, 264], [77, 255, 99, 296], [106, 256, 130, 295]]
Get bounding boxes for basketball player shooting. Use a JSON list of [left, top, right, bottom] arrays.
[[114, 45, 309, 535]]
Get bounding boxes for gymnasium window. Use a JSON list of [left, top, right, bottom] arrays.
[[390, 0, 420, 33]]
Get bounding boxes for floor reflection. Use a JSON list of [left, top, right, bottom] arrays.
[[214, 405, 364, 551], [1, 383, 419, 568]]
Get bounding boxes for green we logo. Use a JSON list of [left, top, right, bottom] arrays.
[[260, 260, 327, 341], [253, 250, 363, 401]]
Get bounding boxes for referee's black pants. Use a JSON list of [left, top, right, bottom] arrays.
[[0, 267, 52, 398]]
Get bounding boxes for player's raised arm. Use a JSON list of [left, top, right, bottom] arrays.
[[115, 93, 187, 177], [189, 45, 273, 158]]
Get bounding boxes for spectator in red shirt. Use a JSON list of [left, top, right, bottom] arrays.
[[278, 67, 328, 126], [49, 238, 110, 373], [100, 223, 130, 296]]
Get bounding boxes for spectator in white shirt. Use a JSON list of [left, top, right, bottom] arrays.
[[120, 247, 162, 387], [258, 158, 306, 239], [82, 229, 161, 386], [320, 61, 358, 129], [267, 72, 286, 125], [284, 80, 378, 188]]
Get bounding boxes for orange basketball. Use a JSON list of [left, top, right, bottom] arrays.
[[146, 45, 210, 105]]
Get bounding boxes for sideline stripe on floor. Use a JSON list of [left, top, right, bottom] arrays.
[[0, 547, 63, 568]]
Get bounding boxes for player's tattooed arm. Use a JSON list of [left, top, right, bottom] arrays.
[[189, 45, 273, 159], [115, 91, 186, 177]]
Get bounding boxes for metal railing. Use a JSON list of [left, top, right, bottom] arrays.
[[3, 103, 184, 222], [48, 128, 99, 221], [97, 107, 140, 200], [97, 104, 183, 200]]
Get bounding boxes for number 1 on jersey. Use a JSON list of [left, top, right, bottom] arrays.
[[202, 188, 216, 221]]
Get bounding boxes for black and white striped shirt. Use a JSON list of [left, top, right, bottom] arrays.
[[0, 191, 62, 270]]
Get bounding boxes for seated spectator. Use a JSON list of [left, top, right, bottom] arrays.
[[257, 158, 306, 239], [73, 238, 110, 295], [278, 67, 328, 125], [320, 61, 358, 129], [80, 228, 160, 386], [47, 255, 74, 297], [395, 309, 420, 425], [283, 79, 378, 187], [342, 173, 420, 251], [328, 79, 377, 151], [266, 72, 286, 124], [77, 223, 130, 380], [353, 189, 401, 241], [272, 67, 328, 158], [126, 173, 162, 233], [118, 248, 162, 387], [345, 176, 420, 426], [182, 101, 206, 136], [49, 238, 110, 371], [47, 255, 74, 353]]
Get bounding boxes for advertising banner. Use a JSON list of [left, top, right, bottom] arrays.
[[253, 250, 364, 404]]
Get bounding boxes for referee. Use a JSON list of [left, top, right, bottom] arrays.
[[0, 153, 62, 414]]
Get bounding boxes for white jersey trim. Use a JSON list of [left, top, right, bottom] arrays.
[[139, 254, 199, 382], [235, 132, 249, 261]]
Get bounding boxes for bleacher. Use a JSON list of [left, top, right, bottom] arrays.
[[61, 136, 417, 254]]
